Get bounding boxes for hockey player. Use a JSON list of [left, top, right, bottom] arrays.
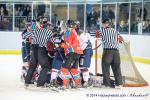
[[79, 30, 93, 87], [31, 16, 44, 31], [31, 19, 40, 31], [60, 20, 83, 89], [21, 22, 32, 81], [48, 26, 65, 87], [45, 23, 55, 85]]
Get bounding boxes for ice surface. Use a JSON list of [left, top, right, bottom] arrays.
[[0, 55, 150, 100]]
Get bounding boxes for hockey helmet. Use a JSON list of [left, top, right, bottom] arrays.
[[66, 20, 73, 27], [25, 21, 31, 28], [74, 20, 80, 27]]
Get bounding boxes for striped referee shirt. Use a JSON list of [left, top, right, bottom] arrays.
[[99, 27, 119, 50], [23, 27, 54, 47]]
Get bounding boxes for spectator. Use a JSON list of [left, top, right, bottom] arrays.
[[22, 6, 31, 16], [147, 19, 150, 33], [96, 17, 100, 29], [91, 8, 98, 25], [3, 18, 9, 30], [18, 7, 23, 16], [102, 6, 115, 21], [118, 20, 128, 32], [3, 6, 8, 16], [52, 13, 58, 26], [87, 12, 92, 27], [137, 17, 142, 35], [20, 19, 26, 31], [142, 20, 149, 33], [138, 7, 147, 21], [6, 4, 12, 16], [0, 6, 4, 16], [15, 7, 21, 16], [0, 6, 8, 16]]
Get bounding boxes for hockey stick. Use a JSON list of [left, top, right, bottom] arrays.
[[68, 71, 77, 88], [92, 37, 102, 50], [92, 43, 102, 50], [55, 48, 65, 60]]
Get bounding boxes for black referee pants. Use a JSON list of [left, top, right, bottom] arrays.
[[102, 49, 123, 87], [25, 44, 51, 86]]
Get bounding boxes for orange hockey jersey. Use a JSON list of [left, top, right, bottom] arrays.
[[63, 28, 83, 55]]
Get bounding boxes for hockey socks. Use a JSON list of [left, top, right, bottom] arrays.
[[81, 68, 89, 82], [51, 69, 59, 81], [60, 67, 70, 86], [70, 68, 81, 86], [21, 62, 29, 80]]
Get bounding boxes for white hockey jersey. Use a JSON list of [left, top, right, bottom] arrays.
[[79, 32, 92, 50]]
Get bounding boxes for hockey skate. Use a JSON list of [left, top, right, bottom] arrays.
[[82, 81, 89, 88], [24, 83, 29, 88], [49, 79, 57, 88], [21, 74, 26, 82], [45, 79, 60, 92], [57, 85, 68, 91]]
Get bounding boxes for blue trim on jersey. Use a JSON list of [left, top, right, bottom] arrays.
[[32, 23, 36, 30], [68, 47, 73, 53], [65, 30, 70, 37]]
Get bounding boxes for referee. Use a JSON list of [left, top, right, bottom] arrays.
[[98, 19, 123, 88], [23, 23, 54, 87]]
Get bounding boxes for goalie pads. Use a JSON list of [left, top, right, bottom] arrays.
[[70, 68, 81, 86], [59, 67, 70, 86]]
